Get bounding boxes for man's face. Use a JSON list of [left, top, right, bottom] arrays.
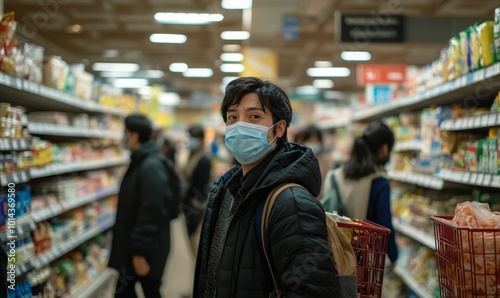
[[226, 93, 277, 143], [123, 129, 138, 151]]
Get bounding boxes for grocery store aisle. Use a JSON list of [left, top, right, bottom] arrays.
[[135, 215, 195, 298], [101, 215, 196, 298]]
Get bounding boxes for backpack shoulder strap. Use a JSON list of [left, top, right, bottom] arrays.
[[258, 183, 305, 296]]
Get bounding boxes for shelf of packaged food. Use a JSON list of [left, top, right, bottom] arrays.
[[388, 171, 444, 190], [393, 219, 435, 250], [0, 138, 31, 151], [393, 140, 422, 152], [15, 214, 115, 276], [0, 214, 36, 243], [0, 73, 125, 116], [394, 265, 435, 298], [0, 169, 30, 186], [28, 123, 123, 139], [30, 155, 128, 179], [440, 112, 500, 131], [31, 186, 119, 223], [352, 62, 500, 122], [436, 168, 500, 188], [73, 268, 117, 298]]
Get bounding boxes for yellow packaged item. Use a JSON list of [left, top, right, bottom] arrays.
[[476, 21, 496, 68], [448, 35, 462, 80], [469, 23, 480, 71]]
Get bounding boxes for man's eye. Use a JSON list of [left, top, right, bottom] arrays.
[[250, 115, 260, 119]]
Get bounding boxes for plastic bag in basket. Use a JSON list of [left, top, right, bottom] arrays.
[[452, 201, 500, 228]]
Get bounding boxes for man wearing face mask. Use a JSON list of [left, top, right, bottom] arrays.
[[193, 77, 339, 298], [109, 114, 179, 298], [294, 125, 332, 199], [182, 125, 212, 255]]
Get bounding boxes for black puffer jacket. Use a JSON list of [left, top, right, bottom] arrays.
[[193, 143, 339, 297], [109, 140, 174, 279]]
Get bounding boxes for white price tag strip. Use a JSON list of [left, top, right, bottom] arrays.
[[483, 174, 492, 186], [488, 114, 497, 126], [477, 173, 485, 185], [481, 115, 489, 127], [474, 117, 481, 127], [470, 173, 478, 185]]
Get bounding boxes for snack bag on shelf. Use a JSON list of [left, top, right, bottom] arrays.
[[459, 28, 471, 75], [469, 23, 481, 71], [447, 35, 462, 80], [475, 21, 496, 68]]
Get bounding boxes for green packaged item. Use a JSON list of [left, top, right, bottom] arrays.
[[488, 138, 498, 174], [478, 139, 488, 173]]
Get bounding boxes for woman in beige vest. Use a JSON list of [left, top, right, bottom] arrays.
[[322, 121, 398, 269]]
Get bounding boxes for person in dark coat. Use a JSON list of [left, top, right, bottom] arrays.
[[193, 77, 339, 297], [182, 124, 212, 254], [109, 114, 174, 298]]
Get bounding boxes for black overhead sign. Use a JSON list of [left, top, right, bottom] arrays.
[[340, 14, 405, 43]]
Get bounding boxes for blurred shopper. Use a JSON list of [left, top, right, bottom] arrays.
[[193, 77, 339, 297], [294, 125, 332, 198], [182, 125, 212, 254], [321, 121, 398, 268], [161, 137, 177, 164], [109, 114, 179, 298]]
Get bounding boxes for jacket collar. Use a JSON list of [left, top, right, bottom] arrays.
[[130, 140, 158, 164]]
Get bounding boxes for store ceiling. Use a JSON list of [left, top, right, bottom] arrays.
[[7, 0, 499, 101]]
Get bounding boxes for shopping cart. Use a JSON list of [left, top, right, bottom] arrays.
[[431, 215, 500, 297], [337, 219, 391, 298]]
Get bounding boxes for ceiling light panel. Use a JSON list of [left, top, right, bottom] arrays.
[[183, 68, 213, 78], [150, 33, 187, 44], [92, 63, 139, 72], [220, 63, 245, 73], [222, 0, 252, 9], [154, 12, 224, 25], [220, 53, 244, 62], [169, 63, 188, 72], [220, 31, 250, 40], [314, 61, 332, 67], [306, 67, 351, 77], [313, 79, 334, 89], [340, 51, 371, 61]]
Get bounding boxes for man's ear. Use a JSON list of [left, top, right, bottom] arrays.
[[276, 120, 286, 138]]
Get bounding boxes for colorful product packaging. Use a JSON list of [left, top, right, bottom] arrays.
[[464, 140, 478, 172], [475, 21, 496, 68], [494, 8, 500, 61]]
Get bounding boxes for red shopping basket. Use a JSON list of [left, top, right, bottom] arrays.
[[431, 216, 500, 298], [337, 219, 391, 298]]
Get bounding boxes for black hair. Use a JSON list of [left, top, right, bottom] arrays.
[[221, 77, 292, 145], [343, 122, 394, 179], [124, 114, 153, 144], [188, 124, 205, 140], [297, 125, 323, 144]]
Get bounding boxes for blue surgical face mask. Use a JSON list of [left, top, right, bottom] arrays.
[[188, 138, 199, 151], [225, 121, 278, 165]]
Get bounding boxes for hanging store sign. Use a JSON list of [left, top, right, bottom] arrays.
[[357, 64, 406, 86], [339, 14, 405, 43]]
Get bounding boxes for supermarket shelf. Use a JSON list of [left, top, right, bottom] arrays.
[[0, 138, 31, 151], [16, 215, 115, 276], [0, 169, 30, 186], [74, 269, 117, 298], [393, 219, 435, 250], [0, 215, 36, 243], [388, 171, 444, 190], [440, 113, 500, 131], [28, 123, 123, 139], [393, 140, 422, 152], [30, 156, 129, 179], [437, 168, 500, 188], [394, 265, 434, 298], [353, 62, 500, 122], [0, 73, 125, 116], [31, 186, 119, 223], [317, 116, 351, 129]]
